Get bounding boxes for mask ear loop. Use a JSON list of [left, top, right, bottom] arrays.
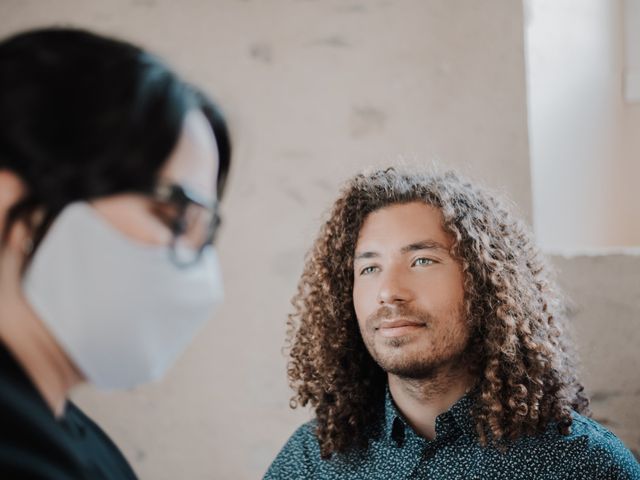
[[23, 237, 34, 255], [168, 203, 191, 268], [21, 208, 43, 256]]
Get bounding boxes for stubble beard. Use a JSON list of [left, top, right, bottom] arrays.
[[361, 305, 470, 381]]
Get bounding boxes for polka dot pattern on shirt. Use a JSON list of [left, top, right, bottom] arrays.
[[264, 389, 640, 479]]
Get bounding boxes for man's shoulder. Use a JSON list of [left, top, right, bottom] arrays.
[[559, 411, 627, 451], [568, 411, 619, 439], [284, 419, 321, 452], [264, 420, 322, 479], [532, 412, 640, 478], [569, 413, 638, 467]]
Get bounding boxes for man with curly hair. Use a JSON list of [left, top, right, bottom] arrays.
[[265, 168, 640, 479]]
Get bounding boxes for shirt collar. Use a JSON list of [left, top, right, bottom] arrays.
[[383, 385, 477, 444]]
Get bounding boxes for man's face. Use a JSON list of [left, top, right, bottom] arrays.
[[353, 201, 469, 379]]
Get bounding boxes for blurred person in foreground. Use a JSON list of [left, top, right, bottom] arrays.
[[266, 168, 640, 479], [0, 27, 230, 479]]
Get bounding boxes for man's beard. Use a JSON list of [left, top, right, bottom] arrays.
[[360, 304, 470, 380]]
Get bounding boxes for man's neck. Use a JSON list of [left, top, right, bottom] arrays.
[[388, 365, 474, 440]]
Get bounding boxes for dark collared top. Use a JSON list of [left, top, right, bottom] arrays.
[[0, 342, 138, 479], [264, 389, 640, 479]]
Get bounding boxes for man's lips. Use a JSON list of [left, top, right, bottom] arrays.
[[375, 318, 426, 337]]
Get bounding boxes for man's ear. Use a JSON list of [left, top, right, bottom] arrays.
[[0, 169, 28, 251]]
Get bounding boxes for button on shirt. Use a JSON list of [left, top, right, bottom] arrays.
[[265, 389, 640, 479]]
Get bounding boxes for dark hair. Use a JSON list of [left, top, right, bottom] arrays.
[[286, 168, 589, 457], [0, 27, 231, 258]]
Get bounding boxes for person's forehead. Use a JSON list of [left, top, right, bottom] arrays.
[[355, 201, 452, 252]]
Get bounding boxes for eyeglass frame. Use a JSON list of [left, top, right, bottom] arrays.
[[149, 182, 221, 268]]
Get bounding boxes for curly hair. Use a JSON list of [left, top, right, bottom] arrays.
[[286, 167, 590, 458]]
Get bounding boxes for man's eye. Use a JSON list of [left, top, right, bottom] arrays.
[[412, 257, 434, 267], [359, 266, 379, 275]]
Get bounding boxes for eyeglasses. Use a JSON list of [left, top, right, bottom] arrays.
[[150, 182, 221, 268]]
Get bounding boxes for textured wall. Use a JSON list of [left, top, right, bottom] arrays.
[[1, 1, 636, 479], [552, 253, 640, 460]]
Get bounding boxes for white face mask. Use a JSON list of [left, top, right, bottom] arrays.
[[22, 202, 223, 390]]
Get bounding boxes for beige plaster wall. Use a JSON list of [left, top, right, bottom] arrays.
[[1, 1, 637, 479], [552, 253, 640, 460]]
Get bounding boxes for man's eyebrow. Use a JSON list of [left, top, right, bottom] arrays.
[[354, 251, 380, 261], [400, 240, 449, 254], [354, 240, 449, 261]]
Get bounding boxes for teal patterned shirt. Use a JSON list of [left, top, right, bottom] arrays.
[[265, 390, 640, 479]]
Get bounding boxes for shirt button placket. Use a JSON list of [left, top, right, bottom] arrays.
[[401, 436, 427, 479], [422, 443, 437, 462]]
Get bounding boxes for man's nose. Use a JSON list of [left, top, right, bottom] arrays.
[[376, 266, 413, 305]]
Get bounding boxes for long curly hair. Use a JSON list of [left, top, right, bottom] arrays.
[[286, 167, 589, 458]]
